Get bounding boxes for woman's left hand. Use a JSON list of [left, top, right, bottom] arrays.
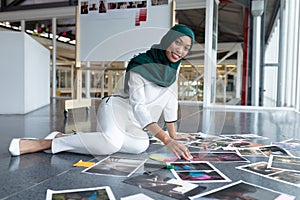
[[171, 133, 197, 141]]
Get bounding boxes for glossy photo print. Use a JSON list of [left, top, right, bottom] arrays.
[[237, 162, 282, 176], [190, 180, 295, 200], [258, 145, 293, 157], [83, 156, 146, 177], [237, 162, 300, 187], [272, 138, 300, 150], [123, 173, 206, 199], [267, 155, 300, 172], [190, 151, 249, 163], [168, 161, 231, 183]]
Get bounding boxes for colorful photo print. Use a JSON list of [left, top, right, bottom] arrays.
[[123, 173, 206, 199], [149, 152, 178, 162], [190, 151, 249, 163], [258, 145, 293, 157], [236, 162, 283, 176], [190, 180, 295, 200], [267, 155, 300, 172], [171, 162, 215, 171], [83, 156, 146, 177], [168, 161, 231, 183], [46, 186, 116, 200]]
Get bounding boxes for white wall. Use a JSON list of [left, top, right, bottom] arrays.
[[79, 0, 172, 61], [0, 31, 50, 114]]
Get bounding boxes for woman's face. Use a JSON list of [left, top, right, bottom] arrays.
[[165, 35, 192, 63]]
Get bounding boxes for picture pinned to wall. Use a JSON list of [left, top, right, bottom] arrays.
[[80, 0, 108, 15], [135, 8, 147, 26], [151, 0, 168, 6], [89, 0, 99, 12], [108, 1, 147, 10], [79, 0, 148, 24], [80, 1, 89, 14]]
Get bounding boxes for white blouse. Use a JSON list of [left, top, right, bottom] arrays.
[[127, 71, 178, 128]]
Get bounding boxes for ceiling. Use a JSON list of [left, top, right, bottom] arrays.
[[0, 0, 279, 63]]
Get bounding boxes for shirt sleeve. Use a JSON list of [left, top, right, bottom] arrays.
[[127, 71, 154, 128], [163, 81, 178, 122]]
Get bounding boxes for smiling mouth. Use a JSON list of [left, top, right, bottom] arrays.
[[172, 52, 181, 60]]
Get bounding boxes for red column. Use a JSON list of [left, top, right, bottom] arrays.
[[241, 7, 250, 105]]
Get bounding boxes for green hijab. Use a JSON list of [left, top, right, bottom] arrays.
[[124, 24, 195, 93]]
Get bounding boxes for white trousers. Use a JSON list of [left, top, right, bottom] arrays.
[[51, 96, 149, 155]]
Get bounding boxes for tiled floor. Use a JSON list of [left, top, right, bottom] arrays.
[[0, 98, 300, 199]]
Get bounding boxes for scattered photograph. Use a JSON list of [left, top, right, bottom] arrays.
[[46, 186, 116, 200], [168, 161, 231, 183], [269, 171, 300, 187], [123, 173, 206, 199], [189, 151, 249, 163], [221, 134, 269, 140], [237, 162, 283, 176], [82, 156, 146, 177], [229, 141, 264, 148], [186, 141, 220, 150], [272, 138, 300, 150], [237, 148, 266, 157], [258, 145, 293, 157], [267, 155, 300, 172], [237, 162, 300, 187], [190, 180, 295, 200]]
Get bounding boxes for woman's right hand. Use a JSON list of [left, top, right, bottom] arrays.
[[146, 123, 193, 161], [164, 138, 193, 161]]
